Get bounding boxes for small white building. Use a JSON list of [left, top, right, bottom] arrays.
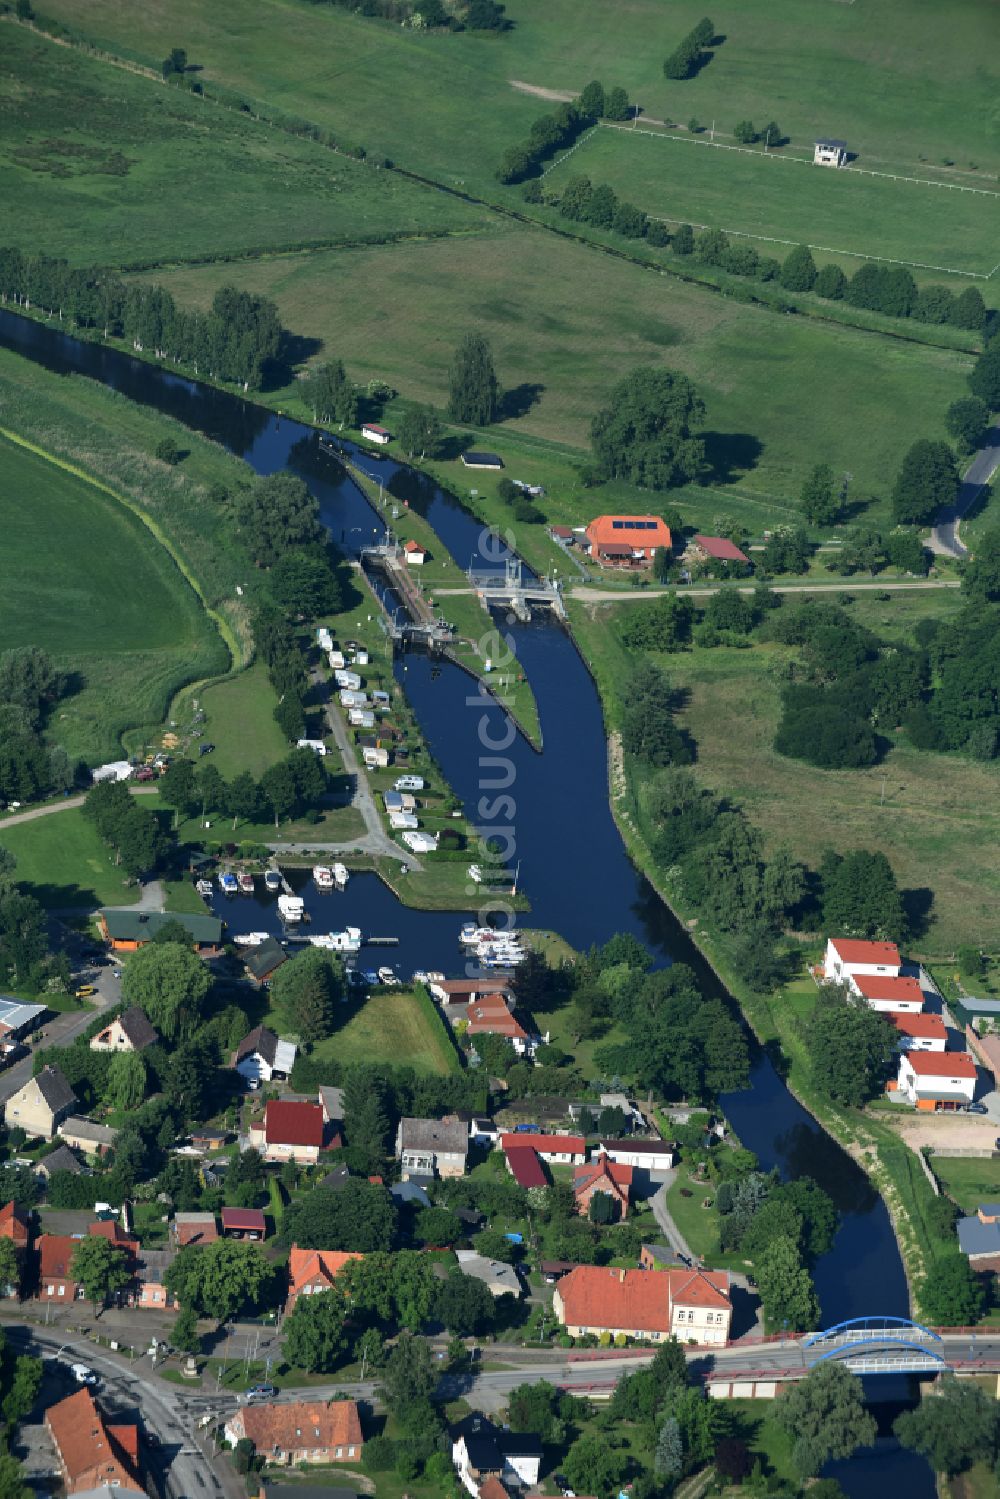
[[401, 830, 439, 853], [334, 670, 362, 690], [296, 738, 328, 757], [363, 746, 390, 769], [328, 649, 346, 670], [599, 1139, 676, 1172], [896, 1050, 977, 1110], [91, 761, 132, 784], [814, 137, 847, 167], [888, 1011, 947, 1053], [234, 1025, 297, 1085], [454, 1249, 522, 1298], [824, 937, 901, 984], [349, 709, 375, 729], [389, 811, 419, 830], [361, 423, 392, 446], [403, 539, 427, 566], [849, 973, 924, 1013], [316, 627, 334, 652], [340, 690, 368, 709]]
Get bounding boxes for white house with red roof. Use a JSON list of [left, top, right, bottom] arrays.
[[895, 1050, 977, 1110], [848, 973, 924, 1013], [247, 1100, 325, 1164], [500, 1132, 585, 1165], [824, 937, 901, 984], [402, 539, 427, 565], [553, 1264, 732, 1345], [887, 1011, 947, 1052]]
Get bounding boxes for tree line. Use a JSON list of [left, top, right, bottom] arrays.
[[497, 78, 631, 184], [303, 0, 506, 29], [0, 646, 77, 806], [663, 16, 719, 80], [0, 250, 286, 391]]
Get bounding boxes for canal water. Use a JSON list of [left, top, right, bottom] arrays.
[[0, 310, 933, 1496]]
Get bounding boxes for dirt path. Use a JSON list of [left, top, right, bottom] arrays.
[[0, 784, 158, 830], [509, 78, 575, 102], [570, 578, 961, 603]]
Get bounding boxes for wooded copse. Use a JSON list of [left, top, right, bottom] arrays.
[[0, 249, 286, 391]]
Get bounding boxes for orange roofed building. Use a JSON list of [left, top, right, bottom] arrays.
[[585, 515, 672, 566], [553, 1263, 732, 1346], [286, 1244, 363, 1312], [46, 1387, 144, 1494], [224, 1398, 362, 1466], [0, 1200, 30, 1251], [573, 1154, 632, 1219]]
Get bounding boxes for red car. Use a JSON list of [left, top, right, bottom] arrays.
[[134, 767, 156, 782]]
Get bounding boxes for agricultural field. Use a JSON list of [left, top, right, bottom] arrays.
[[0, 26, 488, 267], [142, 226, 972, 525], [0, 434, 227, 762], [569, 590, 1000, 956], [547, 125, 1000, 278]]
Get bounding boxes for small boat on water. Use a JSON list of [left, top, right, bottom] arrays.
[[218, 872, 239, 896], [378, 966, 399, 985], [460, 924, 510, 947], [264, 870, 282, 892], [313, 866, 335, 891], [195, 879, 214, 899], [333, 863, 349, 888], [412, 969, 429, 985], [309, 927, 362, 954], [277, 894, 305, 922], [238, 872, 255, 894], [425, 970, 445, 984], [233, 931, 271, 947]]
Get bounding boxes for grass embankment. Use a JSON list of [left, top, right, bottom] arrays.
[[567, 596, 985, 1313], [137, 227, 972, 539], [0, 24, 489, 266], [0, 433, 227, 763]]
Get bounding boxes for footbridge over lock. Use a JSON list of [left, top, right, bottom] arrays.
[[468, 559, 567, 622]]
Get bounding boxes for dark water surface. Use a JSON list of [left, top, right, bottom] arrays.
[[0, 310, 933, 1497]]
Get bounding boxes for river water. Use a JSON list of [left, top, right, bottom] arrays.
[[0, 310, 934, 1495]]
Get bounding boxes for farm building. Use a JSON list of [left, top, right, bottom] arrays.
[[361, 423, 392, 446], [461, 452, 503, 470], [585, 515, 673, 565], [687, 534, 751, 566]]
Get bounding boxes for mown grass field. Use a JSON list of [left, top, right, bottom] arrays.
[[932, 1157, 1000, 1215], [0, 434, 227, 762], [142, 226, 971, 522], [0, 806, 137, 909], [194, 663, 289, 780], [569, 589, 1000, 955], [287, 987, 460, 1074], [0, 26, 488, 267], [549, 125, 1000, 277], [36, 0, 1000, 189]]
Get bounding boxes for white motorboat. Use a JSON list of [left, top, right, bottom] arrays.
[[218, 872, 239, 895], [332, 863, 349, 888], [233, 932, 271, 947], [264, 870, 282, 892], [313, 866, 335, 890], [467, 864, 484, 885], [378, 967, 399, 985], [238, 871, 255, 894], [195, 879, 213, 898], [309, 927, 362, 953], [277, 894, 305, 922], [460, 924, 511, 947]]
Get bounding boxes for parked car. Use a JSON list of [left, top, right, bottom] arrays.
[[69, 1364, 98, 1386], [967, 1103, 989, 1115], [199, 743, 215, 757], [74, 985, 96, 999], [246, 1383, 277, 1404]]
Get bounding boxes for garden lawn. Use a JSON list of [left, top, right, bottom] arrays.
[[0, 433, 227, 762], [194, 663, 290, 780], [0, 806, 136, 909], [293, 987, 460, 1074], [0, 27, 487, 266], [932, 1158, 1000, 1216], [547, 124, 1000, 276], [138, 227, 970, 525]]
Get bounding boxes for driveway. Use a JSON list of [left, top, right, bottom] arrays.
[[650, 1173, 696, 1262], [929, 421, 1000, 558]]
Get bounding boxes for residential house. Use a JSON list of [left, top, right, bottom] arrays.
[[0, 1200, 30, 1251], [401, 830, 438, 854], [500, 1132, 586, 1165], [243, 937, 288, 987], [599, 1138, 676, 1172], [134, 1247, 178, 1311], [888, 1011, 947, 1051], [170, 1212, 219, 1248], [89, 1220, 139, 1258], [554, 1264, 732, 1345], [573, 1154, 632, 1219], [814, 137, 847, 167], [396, 1117, 469, 1179], [466, 996, 533, 1054], [363, 745, 390, 770], [584, 515, 673, 566], [5, 1066, 77, 1140], [234, 1025, 297, 1086], [429, 977, 513, 1005], [248, 1101, 325, 1165], [37, 1234, 83, 1302], [823, 937, 901, 984], [220, 1207, 266, 1241], [504, 1146, 548, 1189], [59, 1118, 119, 1157], [957, 1205, 1000, 1271], [403, 539, 427, 565], [97, 908, 222, 954], [848, 973, 925, 1013], [285, 1245, 363, 1312], [454, 1250, 522, 1299], [36, 1144, 84, 1180], [225, 1399, 363, 1466], [47, 1388, 144, 1495], [686, 534, 751, 567], [894, 1050, 978, 1111], [640, 1244, 680, 1271], [451, 1415, 542, 1497], [89, 1006, 159, 1054]]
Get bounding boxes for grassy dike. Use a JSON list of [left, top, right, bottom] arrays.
[[567, 599, 955, 1320]]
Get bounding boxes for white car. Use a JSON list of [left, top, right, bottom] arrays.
[[70, 1363, 98, 1386]]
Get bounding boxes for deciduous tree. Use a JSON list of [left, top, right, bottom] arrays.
[[447, 333, 500, 425], [70, 1237, 130, 1317], [891, 439, 959, 525], [774, 1362, 876, 1476], [591, 367, 705, 489], [121, 941, 210, 1041], [283, 1289, 349, 1372]]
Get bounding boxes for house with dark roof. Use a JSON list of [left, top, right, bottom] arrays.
[[98, 908, 222, 953], [5, 1065, 77, 1139], [554, 1264, 732, 1345], [598, 1138, 676, 1172], [248, 1100, 325, 1164], [47, 1387, 144, 1494], [504, 1146, 548, 1189], [451, 1414, 542, 1497], [234, 1025, 297, 1086], [59, 1118, 119, 1157], [243, 936, 289, 986], [36, 1143, 85, 1180], [220, 1206, 266, 1240], [90, 1006, 159, 1054], [958, 1204, 1000, 1270], [396, 1117, 469, 1179]]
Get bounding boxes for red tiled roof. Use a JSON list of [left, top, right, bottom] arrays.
[[467, 1000, 527, 1040], [586, 515, 673, 550], [232, 1398, 362, 1455], [669, 1267, 732, 1309], [265, 1100, 324, 1147], [556, 1265, 730, 1331], [852, 974, 923, 1004], [903, 1050, 977, 1078], [573, 1154, 633, 1198], [39, 1234, 78, 1282], [480, 1478, 512, 1499], [220, 1207, 266, 1232], [46, 1388, 143, 1493], [403, 539, 425, 554], [829, 938, 901, 967], [287, 1245, 362, 1298], [505, 1146, 547, 1188], [89, 1221, 139, 1255], [692, 533, 750, 563], [501, 1133, 585, 1155], [888, 1011, 947, 1040], [550, 526, 574, 540], [0, 1199, 29, 1247]]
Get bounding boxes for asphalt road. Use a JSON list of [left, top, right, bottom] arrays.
[[929, 421, 1000, 558]]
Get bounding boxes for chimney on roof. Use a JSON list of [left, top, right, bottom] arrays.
[[619, 1268, 626, 1283]]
